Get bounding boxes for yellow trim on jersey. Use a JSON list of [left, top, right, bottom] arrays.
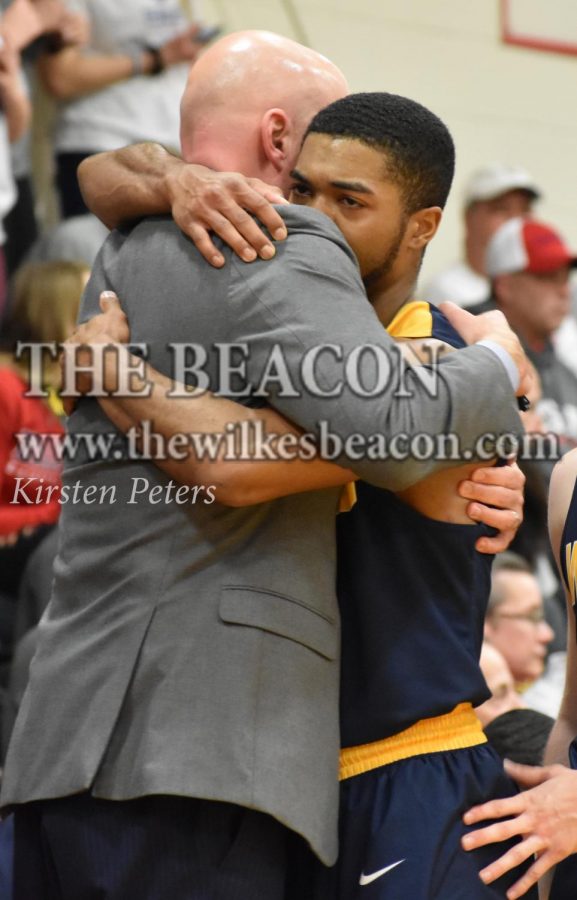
[[386, 300, 434, 340], [566, 541, 577, 606], [338, 301, 433, 513], [339, 703, 487, 780], [339, 482, 357, 512]]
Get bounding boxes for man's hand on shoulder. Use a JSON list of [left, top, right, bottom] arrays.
[[164, 165, 289, 267], [440, 302, 532, 399]]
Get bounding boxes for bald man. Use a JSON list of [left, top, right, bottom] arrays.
[[2, 32, 525, 900]]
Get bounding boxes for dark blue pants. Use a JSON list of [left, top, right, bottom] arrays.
[[13, 793, 319, 900], [0, 815, 14, 899]]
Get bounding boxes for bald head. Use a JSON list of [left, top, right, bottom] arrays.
[[180, 31, 348, 192]]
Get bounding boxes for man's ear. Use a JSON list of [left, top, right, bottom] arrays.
[[260, 108, 291, 172], [406, 206, 443, 250]]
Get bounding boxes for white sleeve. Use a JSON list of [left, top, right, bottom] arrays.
[[0, 116, 16, 244]]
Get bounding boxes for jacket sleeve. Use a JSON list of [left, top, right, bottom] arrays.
[[228, 214, 522, 491]]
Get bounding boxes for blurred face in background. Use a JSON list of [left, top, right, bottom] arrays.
[[476, 642, 523, 727], [494, 266, 571, 346], [484, 570, 554, 684], [465, 189, 534, 273]]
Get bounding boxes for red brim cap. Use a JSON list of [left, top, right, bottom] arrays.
[[524, 220, 577, 274]]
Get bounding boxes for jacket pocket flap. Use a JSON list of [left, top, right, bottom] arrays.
[[220, 588, 338, 660]]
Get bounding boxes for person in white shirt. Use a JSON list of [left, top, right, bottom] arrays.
[[423, 162, 541, 309], [37, 0, 206, 217], [0, 21, 30, 318]]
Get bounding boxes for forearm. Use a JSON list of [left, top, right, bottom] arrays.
[[0, 80, 31, 141], [78, 143, 183, 229], [95, 352, 353, 505], [38, 46, 167, 101], [544, 715, 576, 767], [229, 244, 523, 492]]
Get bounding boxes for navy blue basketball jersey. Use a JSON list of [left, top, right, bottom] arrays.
[[337, 301, 491, 749]]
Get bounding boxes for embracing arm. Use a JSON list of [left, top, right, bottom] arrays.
[[98, 357, 355, 506], [78, 145, 289, 265], [78, 144, 190, 230], [65, 294, 354, 505], [65, 294, 523, 541]]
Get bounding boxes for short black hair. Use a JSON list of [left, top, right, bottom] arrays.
[[484, 708, 554, 766], [305, 92, 455, 214]]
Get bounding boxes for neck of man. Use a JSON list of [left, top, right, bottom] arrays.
[[369, 268, 418, 328]]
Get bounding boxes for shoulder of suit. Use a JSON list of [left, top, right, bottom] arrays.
[[277, 204, 358, 261]]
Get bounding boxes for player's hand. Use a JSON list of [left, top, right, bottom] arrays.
[[462, 761, 577, 898], [439, 303, 532, 399], [459, 459, 524, 553], [164, 165, 289, 267], [61, 292, 130, 413]]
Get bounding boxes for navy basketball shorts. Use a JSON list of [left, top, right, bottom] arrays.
[[316, 743, 539, 899]]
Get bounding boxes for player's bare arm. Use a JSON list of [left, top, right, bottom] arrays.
[[65, 296, 523, 546], [78, 145, 289, 266]]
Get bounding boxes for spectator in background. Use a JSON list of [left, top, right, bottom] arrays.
[[484, 217, 577, 452], [476, 220, 577, 657], [484, 553, 556, 702], [0, 0, 90, 279], [1, 0, 90, 275], [423, 162, 540, 308], [37, 0, 208, 218], [0, 21, 30, 319], [0, 260, 87, 605], [476, 641, 524, 728]]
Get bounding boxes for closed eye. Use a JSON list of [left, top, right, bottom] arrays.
[[339, 195, 363, 208], [290, 182, 312, 200]]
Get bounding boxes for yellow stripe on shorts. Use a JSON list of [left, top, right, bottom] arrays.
[[339, 703, 487, 780]]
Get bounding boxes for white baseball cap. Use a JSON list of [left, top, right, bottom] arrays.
[[464, 163, 542, 208]]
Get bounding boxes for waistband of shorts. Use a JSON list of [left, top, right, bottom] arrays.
[[339, 703, 487, 780]]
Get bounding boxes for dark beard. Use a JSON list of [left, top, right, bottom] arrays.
[[362, 217, 408, 293]]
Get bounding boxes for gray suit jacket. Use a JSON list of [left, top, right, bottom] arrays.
[[1, 207, 521, 864]]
